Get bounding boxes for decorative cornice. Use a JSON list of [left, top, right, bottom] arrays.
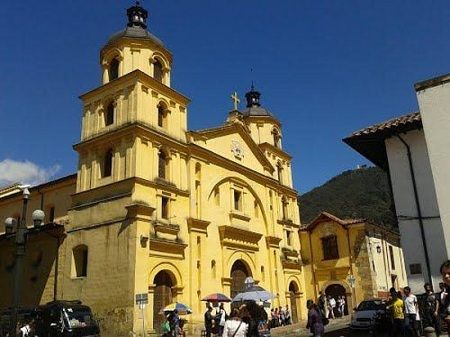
[[265, 236, 282, 248], [229, 211, 251, 222], [277, 218, 300, 228], [80, 70, 189, 105], [125, 202, 155, 220], [281, 260, 302, 270], [259, 142, 292, 160], [149, 237, 187, 258], [218, 225, 262, 252], [187, 218, 211, 234], [153, 221, 180, 235]]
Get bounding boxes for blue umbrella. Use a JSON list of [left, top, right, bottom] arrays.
[[160, 302, 192, 315]]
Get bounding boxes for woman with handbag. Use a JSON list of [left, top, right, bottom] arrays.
[[222, 309, 248, 337]]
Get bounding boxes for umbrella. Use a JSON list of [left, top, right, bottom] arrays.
[[202, 293, 232, 303], [160, 302, 192, 315], [231, 285, 276, 302]]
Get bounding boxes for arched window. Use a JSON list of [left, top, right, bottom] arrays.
[[105, 102, 114, 126], [72, 245, 88, 277], [277, 162, 283, 184], [153, 59, 163, 82], [158, 150, 167, 179], [282, 196, 289, 220], [157, 104, 168, 128], [109, 58, 120, 81], [103, 149, 113, 177], [272, 129, 281, 148]]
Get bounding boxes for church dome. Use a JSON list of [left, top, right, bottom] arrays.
[[240, 86, 275, 118], [107, 26, 165, 47], [105, 1, 165, 48]]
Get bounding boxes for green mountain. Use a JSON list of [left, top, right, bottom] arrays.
[[299, 167, 397, 228]]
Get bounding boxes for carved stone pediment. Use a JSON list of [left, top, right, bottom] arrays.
[[218, 225, 262, 252]]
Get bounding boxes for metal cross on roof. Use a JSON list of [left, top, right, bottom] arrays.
[[231, 92, 240, 110]]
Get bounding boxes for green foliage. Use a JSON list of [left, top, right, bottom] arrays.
[[299, 167, 397, 228]]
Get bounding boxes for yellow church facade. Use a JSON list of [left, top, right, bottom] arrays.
[[0, 4, 304, 337]]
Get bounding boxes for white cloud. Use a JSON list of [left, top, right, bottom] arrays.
[[0, 159, 61, 187]]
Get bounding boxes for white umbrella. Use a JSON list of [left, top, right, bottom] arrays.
[[232, 285, 276, 302]]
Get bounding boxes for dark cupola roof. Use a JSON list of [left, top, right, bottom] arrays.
[[106, 1, 165, 47], [240, 85, 274, 117]]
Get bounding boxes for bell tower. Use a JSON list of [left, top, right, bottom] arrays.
[[74, 2, 190, 194]]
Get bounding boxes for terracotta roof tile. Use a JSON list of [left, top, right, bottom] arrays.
[[349, 111, 421, 138]]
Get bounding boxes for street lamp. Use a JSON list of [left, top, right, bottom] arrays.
[[6, 187, 45, 336]]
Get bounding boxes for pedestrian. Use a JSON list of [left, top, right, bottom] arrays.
[[274, 308, 279, 327], [204, 305, 214, 337], [222, 308, 248, 337], [284, 305, 291, 325], [279, 306, 285, 326], [440, 260, 450, 336], [327, 296, 336, 319], [306, 299, 324, 337], [239, 303, 259, 337], [423, 283, 441, 336], [386, 287, 405, 337], [218, 303, 227, 336], [403, 286, 420, 337], [439, 282, 448, 318], [170, 309, 180, 337], [161, 315, 171, 337], [318, 292, 326, 317], [337, 296, 345, 317]]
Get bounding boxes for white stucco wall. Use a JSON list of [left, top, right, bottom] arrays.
[[416, 82, 450, 262], [385, 130, 445, 293]]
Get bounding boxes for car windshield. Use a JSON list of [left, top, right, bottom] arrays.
[[64, 308, 95, 328], [357, 301, 384, 311]]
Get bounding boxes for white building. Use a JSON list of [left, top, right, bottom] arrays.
[[344, 73, 450, 293]]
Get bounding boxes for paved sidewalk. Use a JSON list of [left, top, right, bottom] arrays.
[[270, 316, 350, 337]]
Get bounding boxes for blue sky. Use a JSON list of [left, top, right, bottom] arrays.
[[1, 1, 450, 192]]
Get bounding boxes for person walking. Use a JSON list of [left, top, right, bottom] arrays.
[[306, 299, 324, 337], [386, 287, 405, 337], [440, 260, 450, 336], [423, 283, 441, 336], [217, 303, 227, 336], [204, 305, 214, 337], [328, 296, 336, 319], [403, 286, 420, 337], [318, 292, 326, 318], [337, 296, 345, 317], [279, 306, 285, 326], [222, 308, 248, 337], [284, 305, 291, 325]]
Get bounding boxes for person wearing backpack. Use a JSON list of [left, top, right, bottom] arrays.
[[222, 308, 248, 337]]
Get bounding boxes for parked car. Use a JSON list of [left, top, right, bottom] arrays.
[[0, 300, 100, 337], [36, 300, 100, 337], [350, 299, 386, 330]]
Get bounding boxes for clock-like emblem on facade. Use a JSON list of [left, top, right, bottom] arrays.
[[231, 140, 244, 159]]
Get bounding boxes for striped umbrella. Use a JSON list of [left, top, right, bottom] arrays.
[[161, 302, 192, 315], [201, 293, 232, 303]]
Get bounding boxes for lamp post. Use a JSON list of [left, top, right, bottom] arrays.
[[5, 187, 45, 336]]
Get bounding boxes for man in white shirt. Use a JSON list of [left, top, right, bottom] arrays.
[[328, 296, 336, 319], [404, 286, 420, 337]]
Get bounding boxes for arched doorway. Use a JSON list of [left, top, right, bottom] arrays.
[[288, 281, 299, 323], [325, 284, 348, 316], [153, 271, 175, 332], [230, 260, 251, 299]]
